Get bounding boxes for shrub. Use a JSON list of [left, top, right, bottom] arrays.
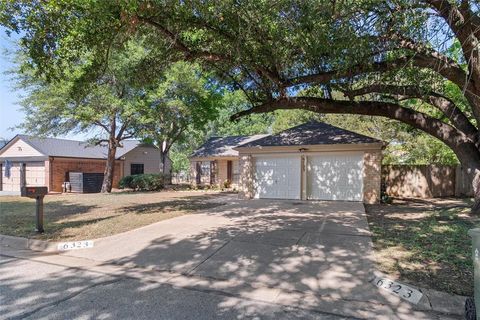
[[223, 180, 231, 189], [119, 175, 134, 189], [119, 174, 165, 191]]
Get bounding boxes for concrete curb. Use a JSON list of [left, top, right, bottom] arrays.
[[371, 271, 467, 316], [1, 247, 466, 320], [0, 232, 469, 317], [0, 234, 60, 253], [417, 288, 467, 316]]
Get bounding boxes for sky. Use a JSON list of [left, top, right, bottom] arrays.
[[0, 27, 89, 142], [0, 27, 24, 141]]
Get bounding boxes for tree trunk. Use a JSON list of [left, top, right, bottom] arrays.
[[464, 166, 480, 215], [455, 151, 480, 214], [101, 141, 117, 193], [159, 147, 172, 185], [472, 171, 480, 215]]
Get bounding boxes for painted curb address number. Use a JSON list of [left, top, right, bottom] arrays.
[[57, 240, 94, 251], [372, 277, 423, 304]]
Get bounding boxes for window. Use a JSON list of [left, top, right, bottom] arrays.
[[200, 162, 210, 176], [130, 163, 144, 175], [232, 160, 240, 184]]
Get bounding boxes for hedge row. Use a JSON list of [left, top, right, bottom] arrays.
[[119, 173, 165, 191]]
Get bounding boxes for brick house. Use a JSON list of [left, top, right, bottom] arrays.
[[189, 121, 384, 204], [0, 135, 171, 193]]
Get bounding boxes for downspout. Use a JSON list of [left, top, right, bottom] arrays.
[[49, 157, 54, 192]]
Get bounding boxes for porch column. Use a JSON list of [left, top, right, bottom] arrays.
[[239, 154, 254, 199], [363, 151, 382, 204], [210, 160, 217, 185]]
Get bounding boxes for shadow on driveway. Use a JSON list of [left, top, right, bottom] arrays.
[[1, 199, 453, 319]]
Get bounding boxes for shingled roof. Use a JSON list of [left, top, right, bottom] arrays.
[[237, 121, 382, 148], [0, 135, 150, 159], [190, 135, 267, 158]]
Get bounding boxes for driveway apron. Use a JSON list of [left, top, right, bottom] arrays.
[[62, 199, 437, 319]]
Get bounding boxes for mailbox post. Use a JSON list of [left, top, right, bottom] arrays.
[[21, 186, 48, 233]]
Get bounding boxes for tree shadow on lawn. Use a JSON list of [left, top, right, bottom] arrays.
[[0, 200, 99, 238], [1, 193, 231, 241], [119, 196, 227, 215], [365, 198, 476, 296]]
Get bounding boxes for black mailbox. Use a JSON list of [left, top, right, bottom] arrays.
[[20, 186, 48, 233], [21, 186, 48, 198]]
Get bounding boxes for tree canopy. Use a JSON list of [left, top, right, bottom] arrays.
[[2, 0, 480, 207], [139, 61, 221, 176]]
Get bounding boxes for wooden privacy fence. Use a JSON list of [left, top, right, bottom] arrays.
[[382, 165, 473, 198]]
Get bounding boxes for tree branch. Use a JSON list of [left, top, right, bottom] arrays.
[[116, 120, 130, 142], [284, 54, 468, 89], [424, 0, 480, 90], [342, 84, 477, 137], [387, 33, 464, 75], [231, 97, 472, 151], [94, 120, 110, 133], [137, 16, 226, 62], [138, 15, 283, 86]]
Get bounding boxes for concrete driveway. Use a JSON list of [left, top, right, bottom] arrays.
[[54, 197, 445, 319], [1, 197, 457, 319]]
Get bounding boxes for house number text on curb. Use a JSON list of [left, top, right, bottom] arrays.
[[57, 240, 94, 251], [372, 276, 423, 304]]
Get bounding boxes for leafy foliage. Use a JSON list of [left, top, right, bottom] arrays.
[[2, 1, 479, 179], [15, 38, 150, 141], [139, 61, 220, 148], [206, 91, 274, 136], [119, 173, 165, 191]]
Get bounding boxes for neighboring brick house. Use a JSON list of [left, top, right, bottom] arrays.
[[190, 121, 384, 204], [0, 135, 171, 193]]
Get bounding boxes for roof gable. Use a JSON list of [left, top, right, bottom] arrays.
[[0, 135, 149, 159], [190, 134, 267, 158], [0, 136, 45, 157], [237, 121, 382, 148]]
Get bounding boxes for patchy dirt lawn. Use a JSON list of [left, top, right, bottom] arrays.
[[0, 190, 229, 241], [365, 198, 479, 296]]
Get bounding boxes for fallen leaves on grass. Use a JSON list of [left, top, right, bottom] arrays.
[[366, 198, 478, 296]]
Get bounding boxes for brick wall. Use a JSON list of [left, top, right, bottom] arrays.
[[363, 151, 382, 204], [50, 157, 123, 192]]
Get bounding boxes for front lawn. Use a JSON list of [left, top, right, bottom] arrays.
[[0, 190, 228, 241], [365, 198, 479, 296]]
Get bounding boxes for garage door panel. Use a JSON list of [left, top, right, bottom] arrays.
[[2, 162, 45, 191], [307, 154, 363, 201], [26, 163, 46, 186], [254, 156, 301, 200], [2, 164, 20, 191]]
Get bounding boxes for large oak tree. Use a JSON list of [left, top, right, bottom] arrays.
[[2, 1, 480, 210]]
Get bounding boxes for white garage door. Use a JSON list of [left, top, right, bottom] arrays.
[[2, 162, 46, 191], [307, 153, 363, 201], [254, 156, 301, 199]]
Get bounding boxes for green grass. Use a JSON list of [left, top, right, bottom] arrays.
[[366, 199, 478, 296]]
